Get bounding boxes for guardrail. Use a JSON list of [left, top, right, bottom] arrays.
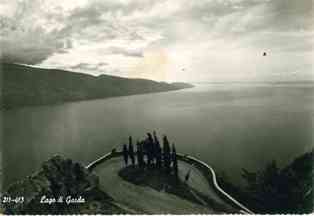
[[176, 153, 254, 214], [86, 151, 254, 214], [86, 150, 122, 170]]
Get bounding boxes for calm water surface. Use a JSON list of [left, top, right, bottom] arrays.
[[2, 83, 314, 189]]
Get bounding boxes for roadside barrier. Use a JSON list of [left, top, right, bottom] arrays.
[[86, 151, 254, 214]]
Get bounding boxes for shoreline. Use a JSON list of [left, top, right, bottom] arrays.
[[1, 85, 194, 111], [1, 63, 194, 110]]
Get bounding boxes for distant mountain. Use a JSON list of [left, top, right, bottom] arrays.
[[171, 82, 194, 89], [0, 63, 193, 109]]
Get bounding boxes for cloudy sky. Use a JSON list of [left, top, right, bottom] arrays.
[[0, 0, 313, 82]]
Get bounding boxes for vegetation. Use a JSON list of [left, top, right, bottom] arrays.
[[2, 155, 129, 214], [217, 149, 314, 214], [122, 132, 179, 176], [119, 166, 202, 206], [0, 63, 193, 109], [119, 133, 239, 213]]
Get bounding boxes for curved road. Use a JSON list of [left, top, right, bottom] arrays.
[[86, 151, 253, 214]]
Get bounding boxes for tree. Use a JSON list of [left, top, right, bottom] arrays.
[[136, 141, 144, 168], [240, 152, 314, 214], [163, 135, 171, 173], [154, 131, 162, 169], [242, 161, 281, 212], [153, 131, 160, 149], [128, 136, 135, 165], [145, 133, 155, 168], [172, 143, 178, 176], [122, 144, 128, 166], [156, 146, 162, 169]]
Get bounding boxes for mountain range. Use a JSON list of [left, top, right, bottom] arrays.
[[0, 63, 193, 109]]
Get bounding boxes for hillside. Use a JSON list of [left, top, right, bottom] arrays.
[[92, 157, 235, 214], [2, 155, 129, 214], [0, 63, 193, 109], [218, 149, 314, 214], [2, 154, 230, 214]]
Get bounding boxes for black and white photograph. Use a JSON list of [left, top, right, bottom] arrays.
[[0, 0, 313, 214]]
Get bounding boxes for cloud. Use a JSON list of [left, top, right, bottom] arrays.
[[66, 61, 113, 76], [70, 63, 96, 71], [0, 0, 72, 64], [0, 24, 65, 64], [106, 46, 143, 57], [70, 62, 108, 71], [0, 0, 312, 81]]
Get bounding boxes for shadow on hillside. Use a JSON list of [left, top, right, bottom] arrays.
[[118, 166, 230, 213], [119, 166, 204, 204]]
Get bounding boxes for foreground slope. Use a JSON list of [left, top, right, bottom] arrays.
[[93, 157, 238, 214], [0, 63, 193, 109], [2, 156, 129, 214], [2, 155, 235, 214]]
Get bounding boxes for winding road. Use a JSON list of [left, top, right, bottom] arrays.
[[86, 151, 254, 214]]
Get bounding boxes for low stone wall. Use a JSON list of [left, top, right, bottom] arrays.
[[86, 151, 123, 171], [176, 153, 253, 214]]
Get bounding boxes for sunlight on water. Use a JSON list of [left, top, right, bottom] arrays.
[[3, 83, 314, 188]]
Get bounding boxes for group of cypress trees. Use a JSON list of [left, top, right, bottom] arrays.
[[122, 131, 179, 175]]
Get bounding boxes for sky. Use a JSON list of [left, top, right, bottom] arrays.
[[0, 0, 313, 82]]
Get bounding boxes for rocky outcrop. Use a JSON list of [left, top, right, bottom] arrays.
[[2, 155, 128, 214]]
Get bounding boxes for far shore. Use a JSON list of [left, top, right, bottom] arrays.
[[1, 63, 194, 110]]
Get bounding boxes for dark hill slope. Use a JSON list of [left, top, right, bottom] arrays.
[[1, 63, 193, 109], [2, 155, 129, 214], [218, 149, 314, 214]]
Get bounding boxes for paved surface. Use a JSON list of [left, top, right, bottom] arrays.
[[93, 157, 237, 214], [177, 161, 238, 212]]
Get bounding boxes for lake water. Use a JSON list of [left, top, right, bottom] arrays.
[[2, 83, 314, 189]]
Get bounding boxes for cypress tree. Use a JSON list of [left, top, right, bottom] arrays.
[[122, 144, 128, 166], [146, 133, 154, 168], [163, 135, 171, 173], [172, 143, 178, 176], [153, 131, 159, 147], [154, 131, 162, 169], [148, 133, 156, 165], [136, 141, 144, 168], [128, 136, 135, 165]]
